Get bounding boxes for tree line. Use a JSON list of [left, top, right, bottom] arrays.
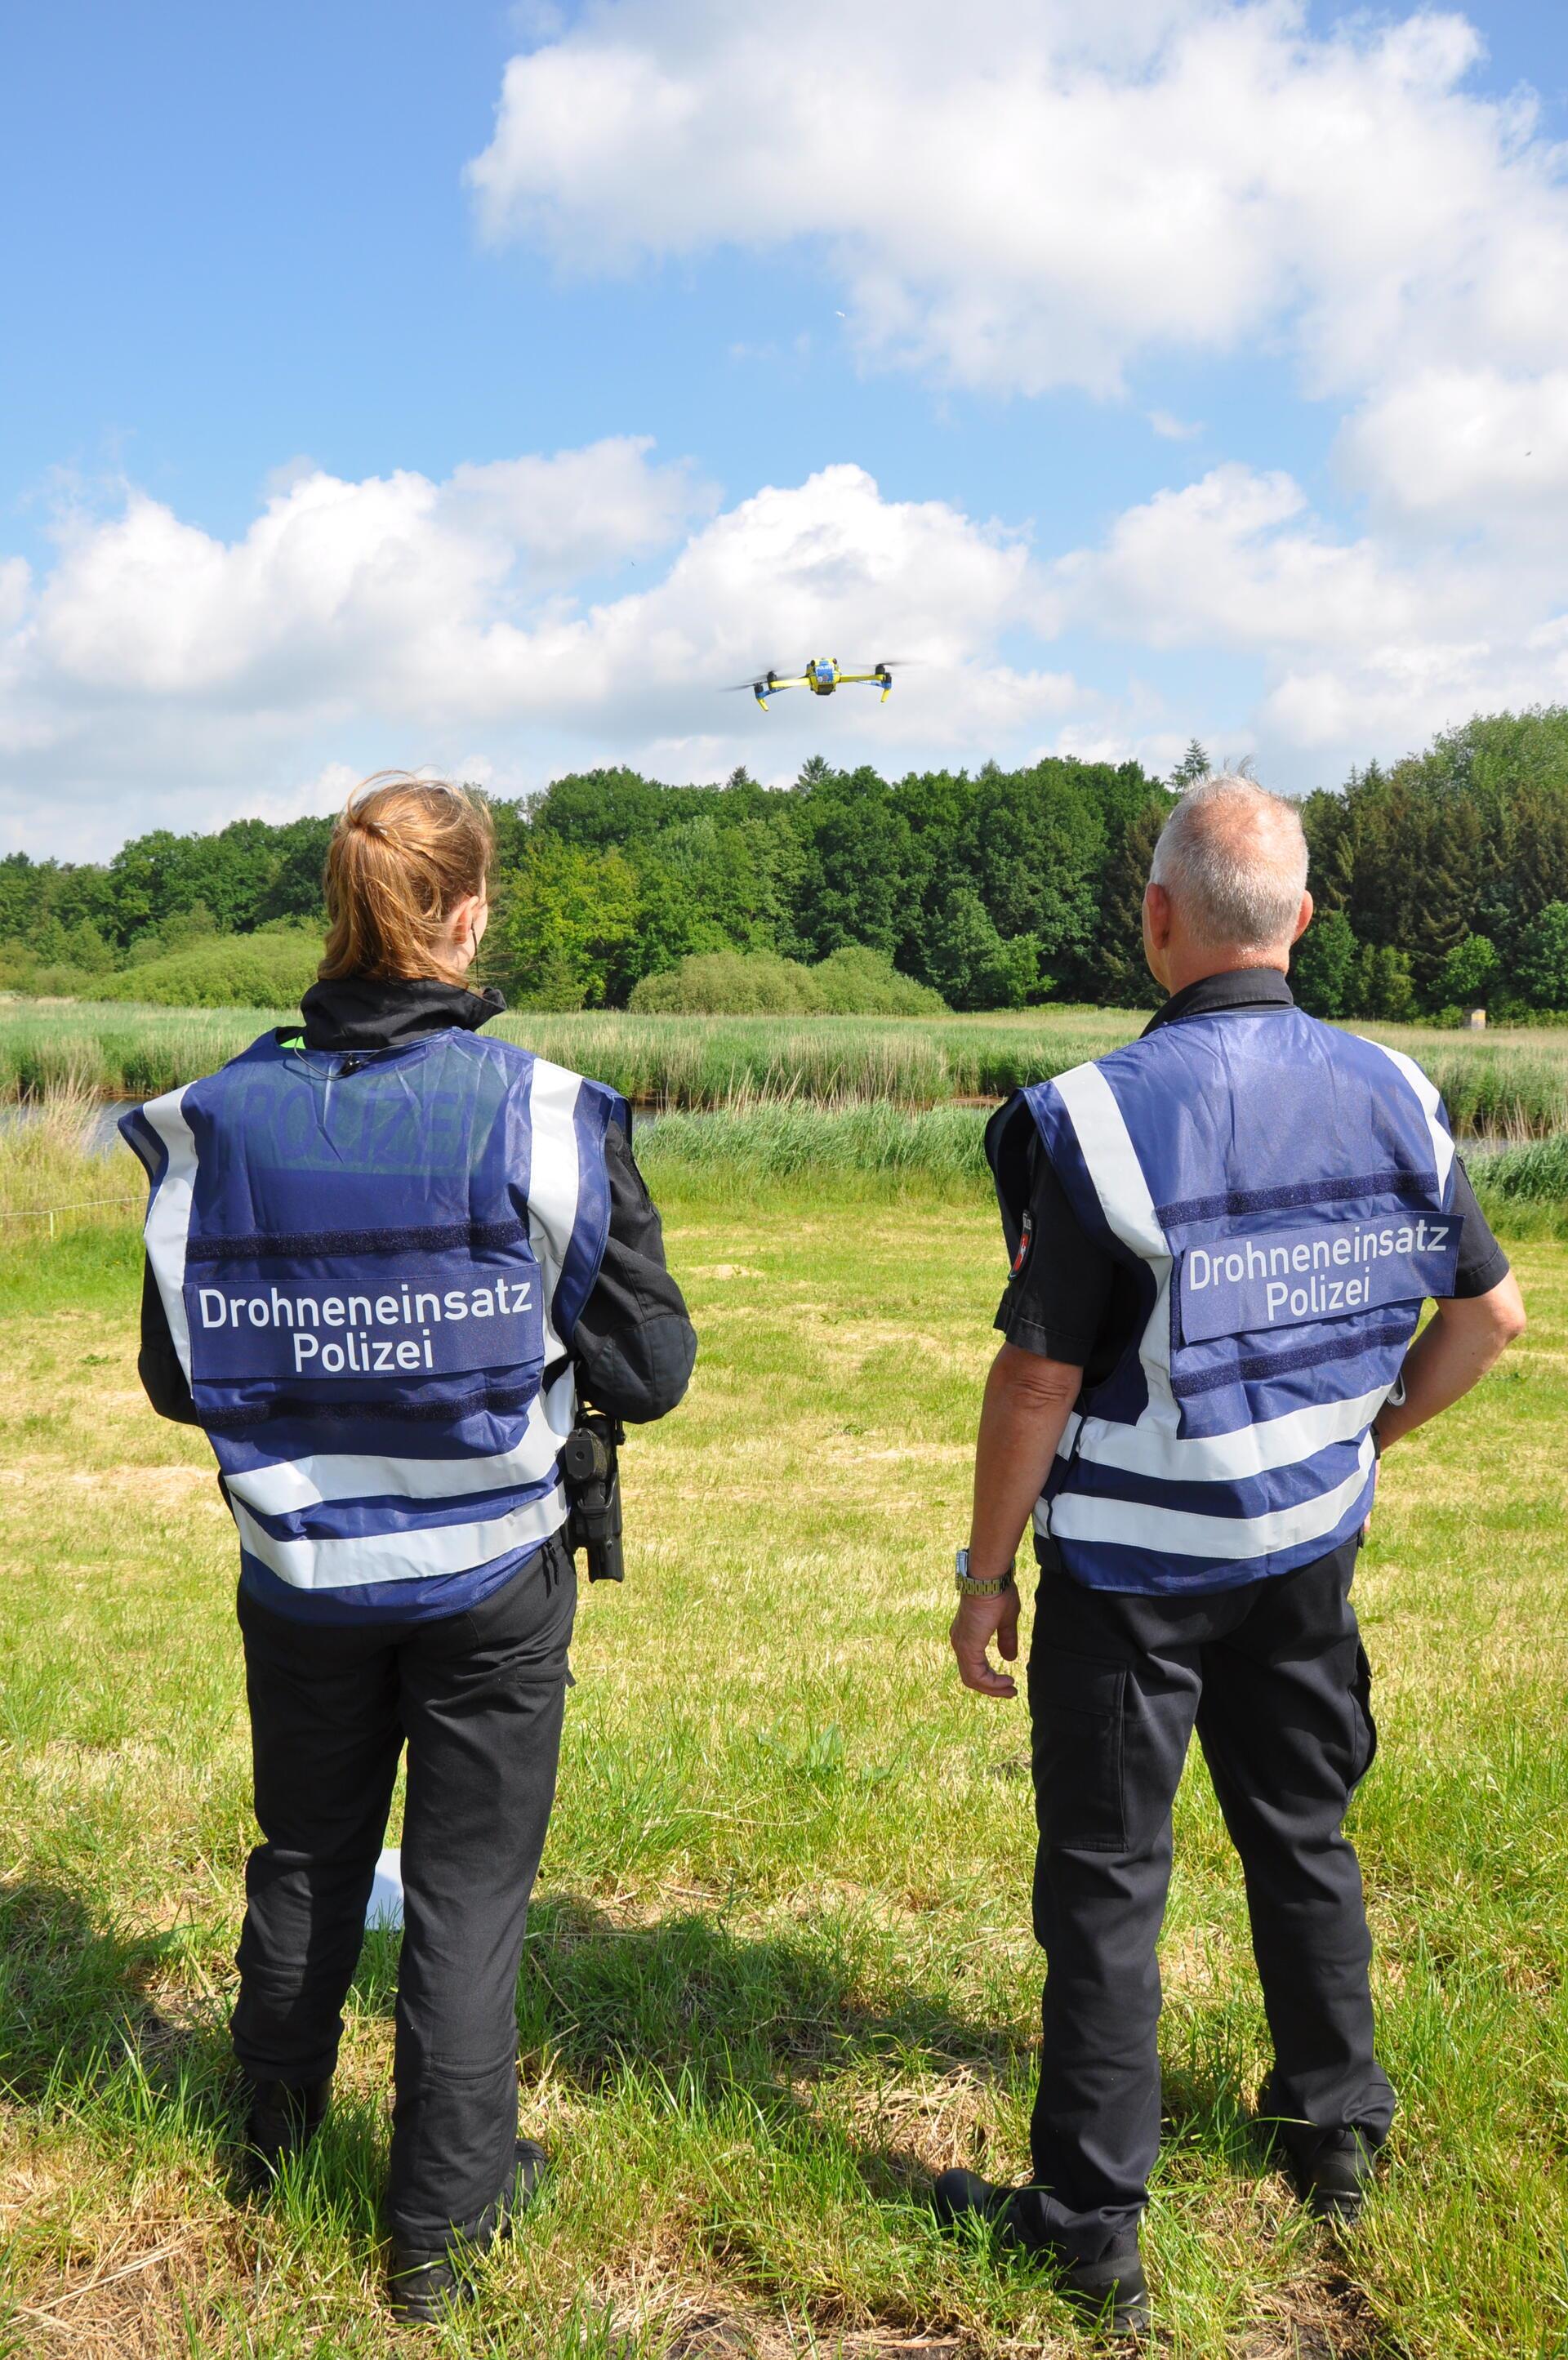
[[0, 752, 1170, 1010], [7, 709, 1568, 1014]]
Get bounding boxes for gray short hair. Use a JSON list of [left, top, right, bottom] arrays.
[[1148, 773, 1308, 951]]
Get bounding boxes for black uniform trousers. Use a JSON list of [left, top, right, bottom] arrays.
[[1014, 1537, 1393, 2261], [229, 1537, 575, 2250]]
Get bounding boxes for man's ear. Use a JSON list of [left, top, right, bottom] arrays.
[[1144, 881, 1172, 949], [1290, 889, 1314, 948]]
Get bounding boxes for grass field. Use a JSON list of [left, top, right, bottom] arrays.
[[2, 1149, 1565, 2356], [7, 1000, 1568, 1137]]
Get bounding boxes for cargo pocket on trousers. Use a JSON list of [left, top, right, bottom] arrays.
[[1349, 1641, 1378, 1791], [1030, 1650, 1129, 1853]]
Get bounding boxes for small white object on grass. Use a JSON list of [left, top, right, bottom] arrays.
[[367, 1846, 404, 1932]]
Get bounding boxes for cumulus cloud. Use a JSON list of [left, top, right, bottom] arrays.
[[1336, 367, 1568, 529], [0, 452, 1080, 853], [466, 0, 1568, 407], [24, 438, 710, 707], [1054, 464, 1477, 652], [10, 438, 1568, 857], [1053, 459, 1568, 752], [465, 0, 1568, 568]]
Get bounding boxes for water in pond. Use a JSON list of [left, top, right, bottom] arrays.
[[0, 1100, 127, 1154]]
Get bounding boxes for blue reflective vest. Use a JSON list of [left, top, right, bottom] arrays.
[[990, 1009, 1460, 1595], [121, 1026, 625, 1623]]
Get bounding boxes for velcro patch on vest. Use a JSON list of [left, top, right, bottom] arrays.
[[185, 1252, 544, 1385], [1177, 1213, 1463, 1344]]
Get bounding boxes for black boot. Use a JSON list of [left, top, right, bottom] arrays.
[[387, 2138, 550, 2327], [242, 2075, 333, 2193], [1285, 2125, 1379, 2224], [933, 2168, 1150, 2340]]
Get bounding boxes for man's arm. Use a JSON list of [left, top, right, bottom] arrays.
[[952, 1130, 1109, 1699], [1373, 1271, 1526, 1453], [951, 1344, 1082, 1699]]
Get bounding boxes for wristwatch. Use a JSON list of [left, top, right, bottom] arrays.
[[1372, 1374, 1406, 1460], [956, 1547, 1015, 1598]]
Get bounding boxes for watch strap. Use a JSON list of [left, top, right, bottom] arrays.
[[955, 1547, 1015, 1597]]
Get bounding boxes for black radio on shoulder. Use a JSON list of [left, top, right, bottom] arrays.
[[562, 1410, 626, 1583]]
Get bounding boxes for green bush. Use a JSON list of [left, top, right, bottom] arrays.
[[629, 946, 943, 1016], [94, 927, 321, 1009], [807, 946, 945, 1014], [630, 951, 821, 1014], [1440, 933, 1502, 1007]]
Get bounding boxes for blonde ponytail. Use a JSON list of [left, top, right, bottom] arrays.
[[319, 774, 494, 986]]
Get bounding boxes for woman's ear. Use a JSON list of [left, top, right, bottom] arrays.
[[444, 893, 487, 969]]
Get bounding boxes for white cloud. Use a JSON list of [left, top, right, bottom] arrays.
[[1336, 367, 1568, 528], [9, 433, 1568, 857], [466, 0, 1568, 408], [464, 0, 1568, 576], [0, 452, 1081, 853], [1054, 459, 1568, 759], [1055, 464, 1475, 652]]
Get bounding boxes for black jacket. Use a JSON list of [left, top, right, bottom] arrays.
[[136, 977, 697, 1426]]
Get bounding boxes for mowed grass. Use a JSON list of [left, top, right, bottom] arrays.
[[1, 1177, 1566, 2358], [10, 997, 1568, 1134]]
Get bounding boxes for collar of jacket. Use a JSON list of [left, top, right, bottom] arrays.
[[1141, 964, 1294, 1037], [295, 975, 507, 1052]]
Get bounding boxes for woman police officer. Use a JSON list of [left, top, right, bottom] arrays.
[[123, 776, 696, 2322]]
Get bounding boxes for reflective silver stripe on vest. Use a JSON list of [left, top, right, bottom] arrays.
[[1358, 1037, 1456, 1199], [138, 1084, 199, 1383], [523, 1056, 583, 1367], [1055, 1379, 1392, 1484], [1051, 1059, 1179, 1433], [1047, 1436, 1375, 1558], [230, 1484, 570, 1591], [224, 1368, 576, 1518]]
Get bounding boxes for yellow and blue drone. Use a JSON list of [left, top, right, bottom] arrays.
[[725, 657, 902, 709]]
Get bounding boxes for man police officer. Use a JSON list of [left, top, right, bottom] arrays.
[[933, 776, 1526, 2338]]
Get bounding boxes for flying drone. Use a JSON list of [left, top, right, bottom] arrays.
[[724, 657, 904, 709]]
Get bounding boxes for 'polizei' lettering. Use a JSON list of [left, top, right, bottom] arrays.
[[194, 1276, 535, 1375], [1178, 1211, 1462, 1345]]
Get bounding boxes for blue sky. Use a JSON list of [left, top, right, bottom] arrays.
[[5, 2, 1568, 853]]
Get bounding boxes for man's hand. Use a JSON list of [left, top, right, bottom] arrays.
[[950, 1584, 1021, 1699], [1373, 1276, 1526, 1455], [951, 1344, 1080, 1705]]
